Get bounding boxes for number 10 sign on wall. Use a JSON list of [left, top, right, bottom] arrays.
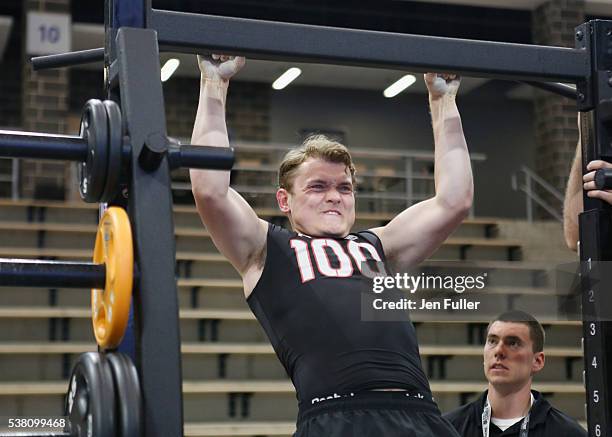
[[26, 11, 71, 55]]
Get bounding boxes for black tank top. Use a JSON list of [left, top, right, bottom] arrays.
[[247, 223, 431, 409]]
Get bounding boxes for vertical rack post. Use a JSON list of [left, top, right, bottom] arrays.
[[105, 1, 184, 436], [577, 19, 612, 437]]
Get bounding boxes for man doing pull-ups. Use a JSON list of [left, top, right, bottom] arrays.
[[190, 54, 473, 436]]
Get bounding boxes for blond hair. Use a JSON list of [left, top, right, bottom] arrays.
[[278, 135, 356, 192]]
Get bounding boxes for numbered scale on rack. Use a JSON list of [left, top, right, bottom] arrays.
[[579, 210, 612, 437]]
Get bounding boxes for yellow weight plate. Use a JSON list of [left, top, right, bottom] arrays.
[[91, 207, 133, 349]]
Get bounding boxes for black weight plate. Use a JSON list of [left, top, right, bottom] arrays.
[[99, 354, 118, 436], [65, 352, 116, 437], [106, 352, 143, 437], [100, 100, 123, 203], [79, 99, 108, 203]]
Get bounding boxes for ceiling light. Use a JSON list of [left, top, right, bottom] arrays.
[[272, 67, 302, 90], [161, 58, 180, 82], [383, 74, 417, 98]]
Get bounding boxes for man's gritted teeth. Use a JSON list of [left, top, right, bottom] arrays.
[[322, 210, 342, 216]]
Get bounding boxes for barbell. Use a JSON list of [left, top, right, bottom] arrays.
[[0, 207, 133, 350], [0, 99, 235, 203]]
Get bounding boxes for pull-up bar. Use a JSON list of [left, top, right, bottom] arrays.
[[149, 9, 589, 84]]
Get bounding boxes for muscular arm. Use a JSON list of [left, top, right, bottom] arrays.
[[563, 140, 583, 252], [190, 56, 267, 276], [372, 74, 473, 271], [563, 115, 612, 251]]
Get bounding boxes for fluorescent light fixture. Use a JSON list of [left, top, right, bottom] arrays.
[[272, 67, 302, 90], [160, 58, 180, 82], [383, 74, 417, 98]]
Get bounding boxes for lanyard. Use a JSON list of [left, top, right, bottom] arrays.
[[482, 397, 531, 437]]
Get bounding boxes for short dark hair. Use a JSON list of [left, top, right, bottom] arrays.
[[486, 310, 545, 353]]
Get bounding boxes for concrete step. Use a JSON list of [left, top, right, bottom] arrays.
[[0, 305, 583, 345], [4, 250, 553, 291], [0, 200, 502, 239], [0, 379, 585, 397], [0, 231, 522, 260], [183, 421, 295, 436], [0, 379, 586, 422], [0, 341, 583, 382], [0, 341, 581, 358]]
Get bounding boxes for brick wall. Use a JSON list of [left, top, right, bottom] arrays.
[[162, 76, 200, 140], [226, 81, 270, 142], [63, 71, 270, 200], [0, 61, 21, 128], [20, 0, 72, 199], [69, 69, 105, 114], [18, 63, 269, 199], [163, 77, 271, 142], [68, 71, 272, 142], [532, 0, 584, 216]]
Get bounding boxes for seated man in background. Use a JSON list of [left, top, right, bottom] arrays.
[[190, 54, 472, 436], [444, 310, 586, 437]]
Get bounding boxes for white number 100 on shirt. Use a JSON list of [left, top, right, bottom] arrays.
[[289, 238, 382, 283]]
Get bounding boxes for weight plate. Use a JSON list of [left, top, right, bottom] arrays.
[[100, 100, 123, 203], [92, 207, 133, 349], [107, 352, 143, 437], [65, 352, 116, 437], [79, 99, 109, 203]]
